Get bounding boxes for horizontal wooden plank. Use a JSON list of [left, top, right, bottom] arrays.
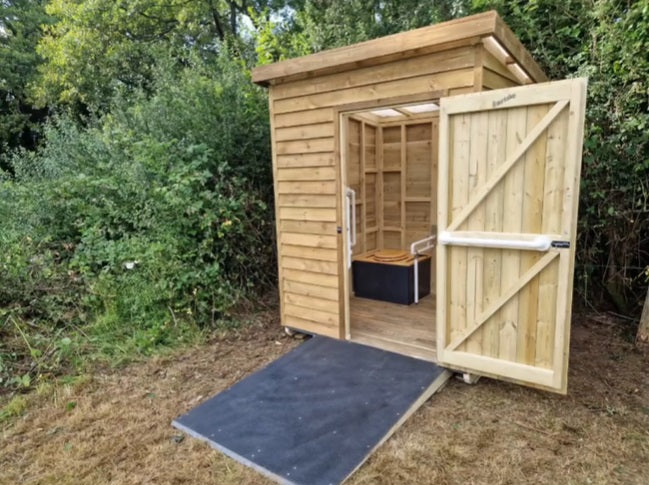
[[283, 314, 339, 338], [275, 122, 335, 141], [274, 69, 475, 114], [483, 68, 518, 90], [282, 268, 338, 287], [482, 47, 519, 84], [272, 46, 476, 100], [281, 244, 338, 262], [252, 11, 497, 84], [277, 181, 337, 195], [280, 232, 338, 249], [277, 194, 337, 208], [273, 107, 333, 129], [439, 351, 554, 388], [277, 167, 336, 181], [284, 292, 340, 313], [283, 279, 339, 301], [442, 78, 577, 115], [276, 138, 335, 155], [284, 292, 340, 314], [448, 86, 474, 96], [281, 256, 338, 275], [279, 220, 338, 235], [278, 207, 337, 222], [285, 303, 338, 326], [276, 153, 336, 168]]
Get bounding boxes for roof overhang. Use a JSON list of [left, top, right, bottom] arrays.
[[252, 11, 547, 86]]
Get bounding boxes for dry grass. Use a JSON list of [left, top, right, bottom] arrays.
[[1, 312, 648, 485]]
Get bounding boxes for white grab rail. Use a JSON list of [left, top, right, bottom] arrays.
[[345, 187, 357, 268], [410, 235, 436, 304], [438, 231, 552, 251]]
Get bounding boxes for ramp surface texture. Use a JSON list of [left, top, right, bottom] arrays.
[[173, 336, 447, 485]]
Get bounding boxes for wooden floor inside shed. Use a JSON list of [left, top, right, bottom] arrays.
[[350, 294, 437, 362]]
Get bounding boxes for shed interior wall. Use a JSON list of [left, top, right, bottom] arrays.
[[345, 109, 440, 361], [346, 115, 439, 255]]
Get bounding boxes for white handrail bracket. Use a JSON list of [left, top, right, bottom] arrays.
[[410, 234, 437, 304]]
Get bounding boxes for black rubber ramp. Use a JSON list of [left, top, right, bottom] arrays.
[[172, 336, 449, 485]]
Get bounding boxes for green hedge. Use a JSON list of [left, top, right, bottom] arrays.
[[0, 54, 274, 388]]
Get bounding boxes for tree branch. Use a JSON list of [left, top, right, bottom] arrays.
[[208, 0, 226, 40]]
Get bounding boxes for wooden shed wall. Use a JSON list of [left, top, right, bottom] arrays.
[[481, 48, 523, 90], [270, 45, 485, 338]]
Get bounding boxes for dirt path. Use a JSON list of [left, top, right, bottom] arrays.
[[2, 313, 648, 485]]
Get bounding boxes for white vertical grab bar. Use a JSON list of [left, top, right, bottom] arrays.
[[345, 187, 357, 268], [349, 188, 356, 248]]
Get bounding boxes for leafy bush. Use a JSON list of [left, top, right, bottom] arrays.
[[0, 53, 273, 389]]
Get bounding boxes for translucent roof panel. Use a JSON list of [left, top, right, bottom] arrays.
[[402, 103, 439, 114], [370, 108, 402, 117]]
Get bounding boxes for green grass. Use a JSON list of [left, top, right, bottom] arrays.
[[1, 309, 207, 398], [0, 395, 28, 424]]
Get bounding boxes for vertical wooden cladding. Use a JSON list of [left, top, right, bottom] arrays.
[[406, 121, 438, 246], [270, 46, 478, 339], [447, 103, 563, 365], [346, 118, 363, 256], [364, 124, 378, 252], [346, 117, 379, 255], [377, 119, 439, 250], [437, 79, 587, 392]]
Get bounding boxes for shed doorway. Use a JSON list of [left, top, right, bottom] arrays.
[[341, 101, 440, 362]]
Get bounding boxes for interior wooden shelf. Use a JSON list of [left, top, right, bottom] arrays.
[[405, 197, 432, 202]]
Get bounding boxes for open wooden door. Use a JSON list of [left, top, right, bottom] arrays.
[[436, 78, 587, 393]]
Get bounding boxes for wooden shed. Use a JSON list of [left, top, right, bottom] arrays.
[[252, 11, 587, 394]]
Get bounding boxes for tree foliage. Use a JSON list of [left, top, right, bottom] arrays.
[[33, 0, 297, 109], [0, 0, 52, 155], [255, 0, 472, 63]]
